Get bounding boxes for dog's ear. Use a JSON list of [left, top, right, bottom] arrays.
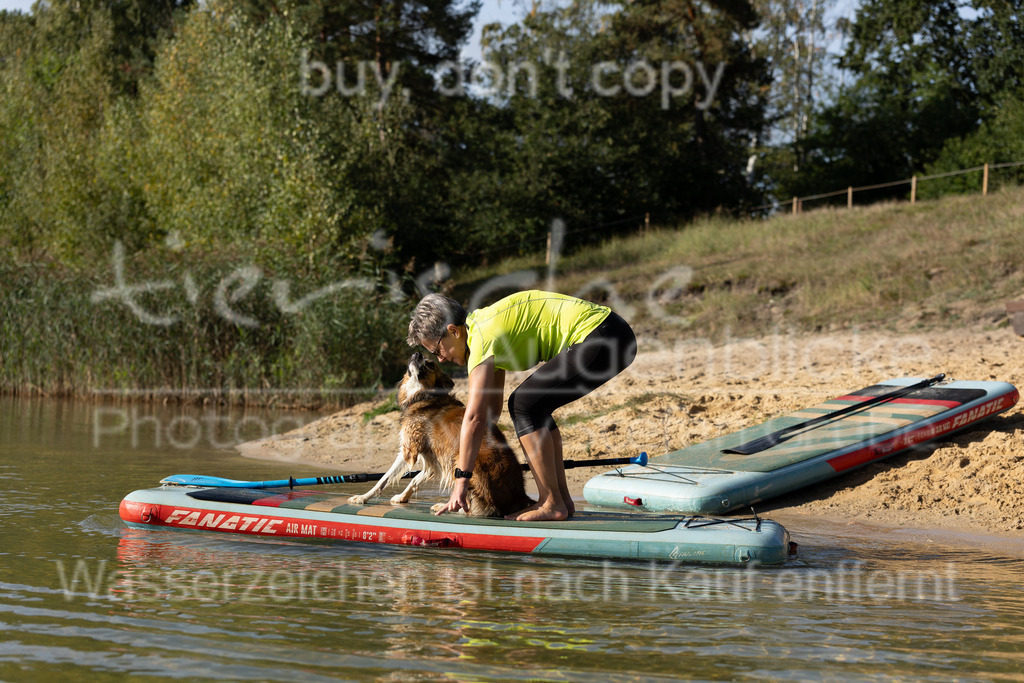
[[442, 375, 455, 392]]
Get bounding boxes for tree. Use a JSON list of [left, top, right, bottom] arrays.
[[217, 0, 483, 270], [448, 0, 770, 255], [140, 5, 395, 266], [0, 1, 194, 260], [749, 0, 841, 185], [921, 89, 1024, 198], [0, 12, 37, 244], [221, 0, 479, 131], [30, 0, 195, 96], [785, 0, 1024, 200]]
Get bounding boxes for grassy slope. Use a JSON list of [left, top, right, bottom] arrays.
[[453, 185, 1024, 341]]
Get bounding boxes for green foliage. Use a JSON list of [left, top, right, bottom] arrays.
[[3, 0, 1024, 402], [920, 91, 1024, 198], [779, 0, 1024, 200], [362, 392, 399, 423], [0, 2, 176, 261], [226, 0, 480, 102], [30, 0, 195, 96], [442, 0, 769, 259], [0, 7, 110, 257], [140, 9, 357, 263], [0, 1, 438, 400], [1, 0, 771, 270]]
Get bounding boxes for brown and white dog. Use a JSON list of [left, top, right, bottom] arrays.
[[347, 352, 535, 517]]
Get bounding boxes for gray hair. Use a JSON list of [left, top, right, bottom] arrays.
[[407, 293, 468, 347]]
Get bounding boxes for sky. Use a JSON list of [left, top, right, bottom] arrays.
[[0, 0, 31, 12]]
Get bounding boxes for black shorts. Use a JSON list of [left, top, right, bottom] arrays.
[[507, 311, 637, 438]]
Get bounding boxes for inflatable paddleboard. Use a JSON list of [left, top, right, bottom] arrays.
[[584, 377, 1018, 514], [119, 485, 794, 565]]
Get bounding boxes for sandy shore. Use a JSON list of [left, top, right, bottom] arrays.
[[238, 325, 1024, 537]]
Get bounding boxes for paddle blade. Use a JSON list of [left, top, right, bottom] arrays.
[[161, 474, 273, 488], [161, 473, 385, 488], [721, 434, 782, 456]]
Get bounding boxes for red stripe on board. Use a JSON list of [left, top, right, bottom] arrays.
[[119, 501, 546, 554], [827, 391, 1018, 472], [833, 395, 962, 409]]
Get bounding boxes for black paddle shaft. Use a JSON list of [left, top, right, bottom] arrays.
[[349, 455, 642, 484], [722, 373, 946, 456]]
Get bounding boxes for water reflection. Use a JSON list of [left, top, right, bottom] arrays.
[[98, 524, 1024, 680], [4, 397, 1024, 681]]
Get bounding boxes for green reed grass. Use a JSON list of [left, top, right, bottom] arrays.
[[0, 246, 411, 408]]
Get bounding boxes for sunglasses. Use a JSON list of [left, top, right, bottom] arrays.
[[430, 330, 446, 357]]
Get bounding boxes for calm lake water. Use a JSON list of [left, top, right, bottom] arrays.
[[1, 397, 1023, 681]]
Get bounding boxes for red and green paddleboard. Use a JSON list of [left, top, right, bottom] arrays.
[[584, 377, 1018, 514], [119, 485, 794, 565]]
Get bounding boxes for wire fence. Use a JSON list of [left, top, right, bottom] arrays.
[[472, 159, 1024, 262], [756, 160, 1024, 215]]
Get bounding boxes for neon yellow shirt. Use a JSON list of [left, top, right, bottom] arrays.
[[465, 291, 611, 372]]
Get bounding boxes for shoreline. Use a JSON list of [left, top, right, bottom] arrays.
[[237, 325, 1024, 542], [762, 508, 1024, 559]]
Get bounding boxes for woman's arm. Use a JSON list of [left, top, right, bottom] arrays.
[[488, 369, 505, 423], [435, 358, 502, 515], [458, 359, 496, 472]]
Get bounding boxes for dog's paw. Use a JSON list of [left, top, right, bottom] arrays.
[[390, 494, 410, 505], [348, 494, 370, 505]]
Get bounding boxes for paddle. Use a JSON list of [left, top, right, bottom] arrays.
[[160, 452, 649, 489], [721, 374, 946, 456]]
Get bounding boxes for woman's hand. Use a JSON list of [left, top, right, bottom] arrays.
[[435, 477, 470, 515]]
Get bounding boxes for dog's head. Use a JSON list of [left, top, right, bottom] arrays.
[[397, 352, 455, 408]]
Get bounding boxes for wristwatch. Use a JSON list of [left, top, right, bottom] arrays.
[[454, 468, 473, 479]]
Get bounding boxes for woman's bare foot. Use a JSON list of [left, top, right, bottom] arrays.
[[514, 428, 570, 521], [506, 502, 568, 522]]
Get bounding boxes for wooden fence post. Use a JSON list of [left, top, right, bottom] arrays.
[[847, 186, 853, 209], [911, 176, 917, 204], [792, 197, 798, 215], [983, 163, 989, 196]]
